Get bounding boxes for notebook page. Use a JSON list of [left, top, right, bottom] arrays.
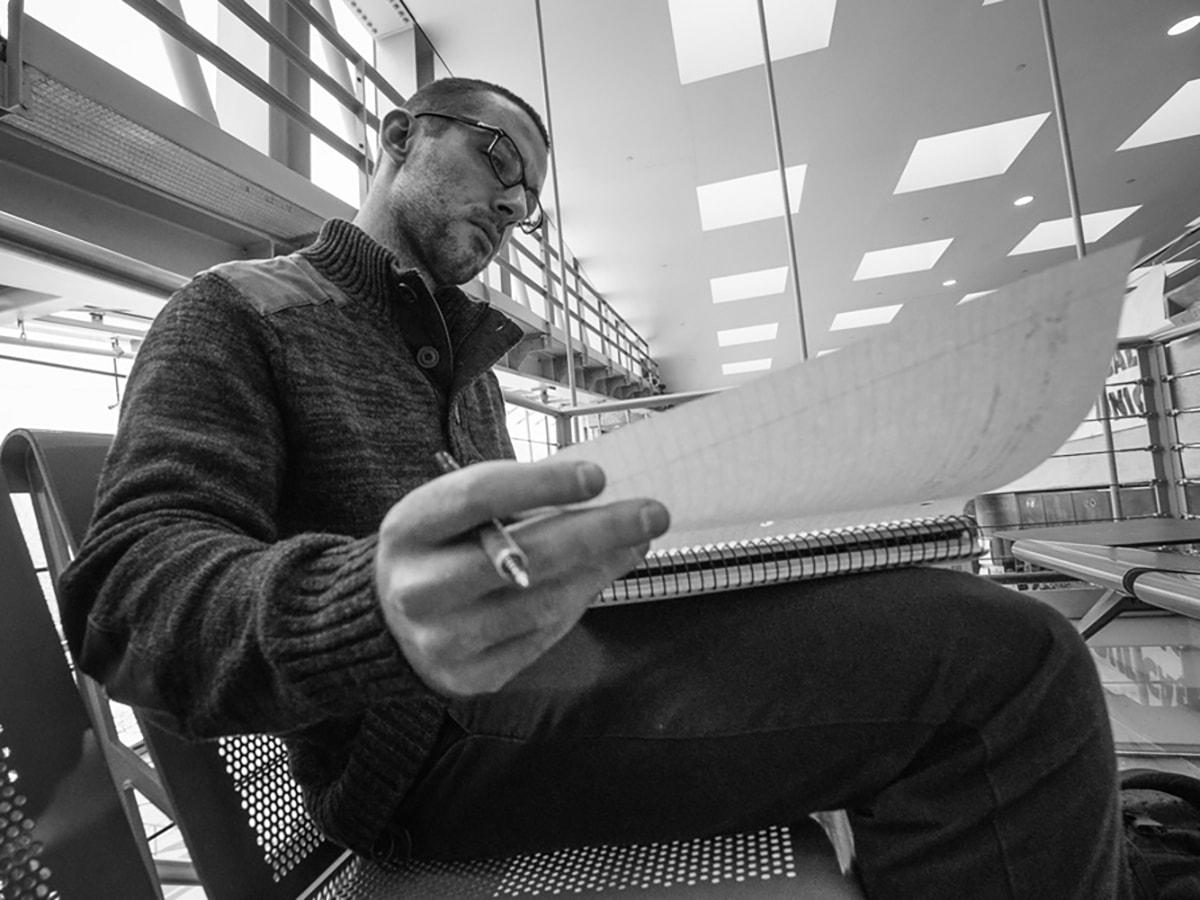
[[554, 242, 1139, 546]]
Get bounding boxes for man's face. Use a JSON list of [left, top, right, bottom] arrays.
[[386, 93, 549, 287]]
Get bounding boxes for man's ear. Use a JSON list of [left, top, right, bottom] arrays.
[[381, 109, 416, 165]]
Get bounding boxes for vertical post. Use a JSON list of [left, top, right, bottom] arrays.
[[312, 0, 371, 198], [353, 58, 372, 205], [1140, 343, 1185, 519], [534, 0, 580, 422], [414, 26, 436, 88], [268, 0, 310, 177], [4, 0, 25, 113], [754, 0, 808, 361], [1037, 0, 1086, 260], [1039, 0, 1123, 519]]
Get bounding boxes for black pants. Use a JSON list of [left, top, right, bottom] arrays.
[[396, 568, 1128, 899]]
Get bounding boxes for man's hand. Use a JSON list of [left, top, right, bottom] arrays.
[[374, 459, 669, 697]]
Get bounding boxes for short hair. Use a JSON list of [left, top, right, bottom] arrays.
[[403, 77, 550, 150]]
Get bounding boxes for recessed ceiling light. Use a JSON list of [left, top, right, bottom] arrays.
[[697, 166, 806, 230], [667, 0, 837, 84], [1190, 214, 1200, 228], [1168, 15, 1199, 36], [1009, 206, 1141, 254], [710, 267, 789, 303], [958, 290, 996, 305], [717, 322, 780, 347], [1118, 78, 1200, 150], [853, 238, 953, 280], [1014, 195, 1034, 206], [894, 113, 1049, 194], [722, 358, 773, 376], [829, 304, 903, 331], [942, 279, 957, 287], [816, 348, 840, 357]]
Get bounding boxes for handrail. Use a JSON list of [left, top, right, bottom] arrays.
[[119, 0, 366, 167], [217, 0, 380, 133], [3, 0, 661, 397], [279, 0, 405, 109]]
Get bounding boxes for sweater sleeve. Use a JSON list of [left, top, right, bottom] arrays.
[[59, 273, 430, 739]]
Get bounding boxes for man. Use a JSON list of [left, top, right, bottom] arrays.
[[60, 77, 1127, 898]]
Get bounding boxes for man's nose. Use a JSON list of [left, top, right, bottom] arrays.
[[493, 183, 528, 226]]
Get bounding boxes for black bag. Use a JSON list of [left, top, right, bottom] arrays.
[[1122, 768, 1200, 899]]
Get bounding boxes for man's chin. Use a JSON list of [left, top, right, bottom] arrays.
[[432, 255, 491, 288]]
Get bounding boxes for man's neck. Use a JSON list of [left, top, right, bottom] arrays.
[[350, 210, 434, 290]]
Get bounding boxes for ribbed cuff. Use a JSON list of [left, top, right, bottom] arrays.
[[271, 534, 423, 710]]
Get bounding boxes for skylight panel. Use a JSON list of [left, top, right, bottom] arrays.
[[717, 323, 780, 347], [894, 113, 1049, 194], [668, 0, 836, 84], [1118, 79, 1200, 150], [710, 267, 789, 303], [697, 166, 806, 230], [1009, 206, 1141, 255], [722, 358, 773, 375], [853, 239, 953, 281], [958, 290, 996, 305], [829, 304, 902, 331]]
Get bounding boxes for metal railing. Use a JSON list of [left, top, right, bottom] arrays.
[[1, 0, 661, 395]]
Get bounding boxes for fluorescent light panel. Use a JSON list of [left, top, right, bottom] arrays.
[[853, 239, 953, 281], [830, 304, 902, 331], [894, 113, 1049, 194], [722, 358, 773, 375], [668, 0, 836, 84], [710, 266, 789, 303], [1119, 79, 1200, 149], [717, 322, 779, 347], [1009, 206, 1141, 255], [697, 166, 806, 230]]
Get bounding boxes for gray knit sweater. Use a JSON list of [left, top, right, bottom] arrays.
[[60, 218, 525, 857]]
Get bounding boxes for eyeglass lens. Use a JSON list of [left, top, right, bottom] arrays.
[[487, 135, 542, 231]]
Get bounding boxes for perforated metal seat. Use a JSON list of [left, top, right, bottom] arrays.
[[0, 448, 161, 899], [2, 428, 864, 898]]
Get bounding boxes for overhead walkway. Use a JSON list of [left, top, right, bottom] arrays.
[[0, 2, 661, 402]]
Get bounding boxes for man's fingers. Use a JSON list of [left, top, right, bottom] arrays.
[[393, 501, 660, 619], [508, 499, 665, 581], [384, 458, 608, 545]]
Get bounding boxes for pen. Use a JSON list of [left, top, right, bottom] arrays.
[[433, 451, 531, 589]]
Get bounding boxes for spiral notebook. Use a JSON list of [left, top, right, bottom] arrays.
[[596, 514, 980, 605]]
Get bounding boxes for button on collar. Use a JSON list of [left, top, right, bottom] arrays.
[[416, 345, 440, 369]]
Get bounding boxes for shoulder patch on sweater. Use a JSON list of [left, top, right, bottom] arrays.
[[204, 255, 341, 317]]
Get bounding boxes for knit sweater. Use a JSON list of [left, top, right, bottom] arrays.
[[59, 218, 525, 857]]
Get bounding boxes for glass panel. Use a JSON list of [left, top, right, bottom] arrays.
[[1092, 616, 1200, 763]]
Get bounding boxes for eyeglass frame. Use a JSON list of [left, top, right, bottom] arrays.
[[411, 111, 545, 235]]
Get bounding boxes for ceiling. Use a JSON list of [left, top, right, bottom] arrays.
[[400, 0, 1200, 393]]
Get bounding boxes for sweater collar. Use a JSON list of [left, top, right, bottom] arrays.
[[298, 218, 523, 376], [300, 218, 418, 309]]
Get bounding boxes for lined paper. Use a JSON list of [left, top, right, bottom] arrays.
[[555, 243, 1140, 546]]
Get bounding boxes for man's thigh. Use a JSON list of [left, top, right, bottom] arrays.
[[397, 568, 1082, 858]]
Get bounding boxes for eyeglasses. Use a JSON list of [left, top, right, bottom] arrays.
[[413, 111, 544, 235]]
